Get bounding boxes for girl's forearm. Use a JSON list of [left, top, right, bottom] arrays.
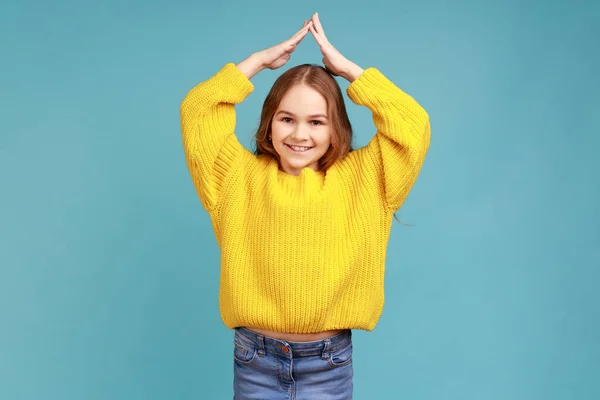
[[341, 62, 364, 83], [236, 54, 265, 80]]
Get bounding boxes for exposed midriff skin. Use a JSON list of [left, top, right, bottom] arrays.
[[248, 327, 345, 342]]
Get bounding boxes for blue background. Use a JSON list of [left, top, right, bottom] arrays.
[[1, 0, 598, 398]]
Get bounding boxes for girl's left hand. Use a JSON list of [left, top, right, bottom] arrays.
[[309, 13, 364, 81]]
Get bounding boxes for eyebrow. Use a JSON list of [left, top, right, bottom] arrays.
[[276, 110, 328, 119]]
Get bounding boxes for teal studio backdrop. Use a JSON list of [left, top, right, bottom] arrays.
[[1, 0, 598, 399]]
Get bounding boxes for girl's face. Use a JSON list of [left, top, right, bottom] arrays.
[[271, 84, 332, 175]]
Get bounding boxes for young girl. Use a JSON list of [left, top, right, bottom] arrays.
[[180, 13, 430, 399]]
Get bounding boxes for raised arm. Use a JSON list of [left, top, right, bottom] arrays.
[[180, 20, 314, 211], [346, 69, 430, 211], [309, 13, 430, 211], [180, 64, 253, 212]]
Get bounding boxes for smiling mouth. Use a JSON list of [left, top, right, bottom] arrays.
[[285, 144, 313, 153]]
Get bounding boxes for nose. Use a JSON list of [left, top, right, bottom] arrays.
[[291, 125, 309, 141]]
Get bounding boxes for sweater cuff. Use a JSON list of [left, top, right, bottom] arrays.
[[346, 67, 395, 105], [213, 63, 255, 103]]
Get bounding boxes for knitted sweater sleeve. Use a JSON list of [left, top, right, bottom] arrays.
[[179, 63, 254, 211], [346, 68, 430, 211]]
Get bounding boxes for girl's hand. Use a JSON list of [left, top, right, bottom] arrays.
[[309, 13, 364, 82], [258, 20, 313, 70], [237, 20, 313, 79]]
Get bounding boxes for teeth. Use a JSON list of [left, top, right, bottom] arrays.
[[288, 145, 311, 152]]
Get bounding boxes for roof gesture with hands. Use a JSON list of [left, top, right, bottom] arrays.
[[237, 13, 364, 82]]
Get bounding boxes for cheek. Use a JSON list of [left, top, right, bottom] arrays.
[[269, 124, 287, 155], [316, 128, 332, 147], [270, 122, 288, 141]]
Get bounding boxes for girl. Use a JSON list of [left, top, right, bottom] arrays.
[[180, 13, 430, 400]]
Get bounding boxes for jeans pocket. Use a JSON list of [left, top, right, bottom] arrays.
[[233, 340, 257, 364], [328, 342, 353, 367]]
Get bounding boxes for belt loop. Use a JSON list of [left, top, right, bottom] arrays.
[[321, 338, 331, 360], [257, 335, 266, 357]]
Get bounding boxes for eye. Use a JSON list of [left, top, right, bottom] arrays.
[[311, 120, 323, 126], [281, 117, 293, 123]]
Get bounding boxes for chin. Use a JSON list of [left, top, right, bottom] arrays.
[[288, 160, 309, 168]]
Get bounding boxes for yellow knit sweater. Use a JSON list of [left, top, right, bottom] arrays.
[[180, 63, 430, 333]]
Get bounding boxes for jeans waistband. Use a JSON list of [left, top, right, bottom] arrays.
[[235, 327, 352, 358]]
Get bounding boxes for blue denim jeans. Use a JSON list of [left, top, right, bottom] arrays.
[[233, 327, 354, 400]]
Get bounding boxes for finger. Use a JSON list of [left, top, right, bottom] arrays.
[[309, 25, 326, 47], [311, 13, 328, 41], [286, 33, 308, 53], [289, 24, 312, 48], [289, 31, 308, 48], [292, 20, 312, 39]]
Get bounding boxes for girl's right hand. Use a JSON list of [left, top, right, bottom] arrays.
[[257, 20, 313, 70]]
